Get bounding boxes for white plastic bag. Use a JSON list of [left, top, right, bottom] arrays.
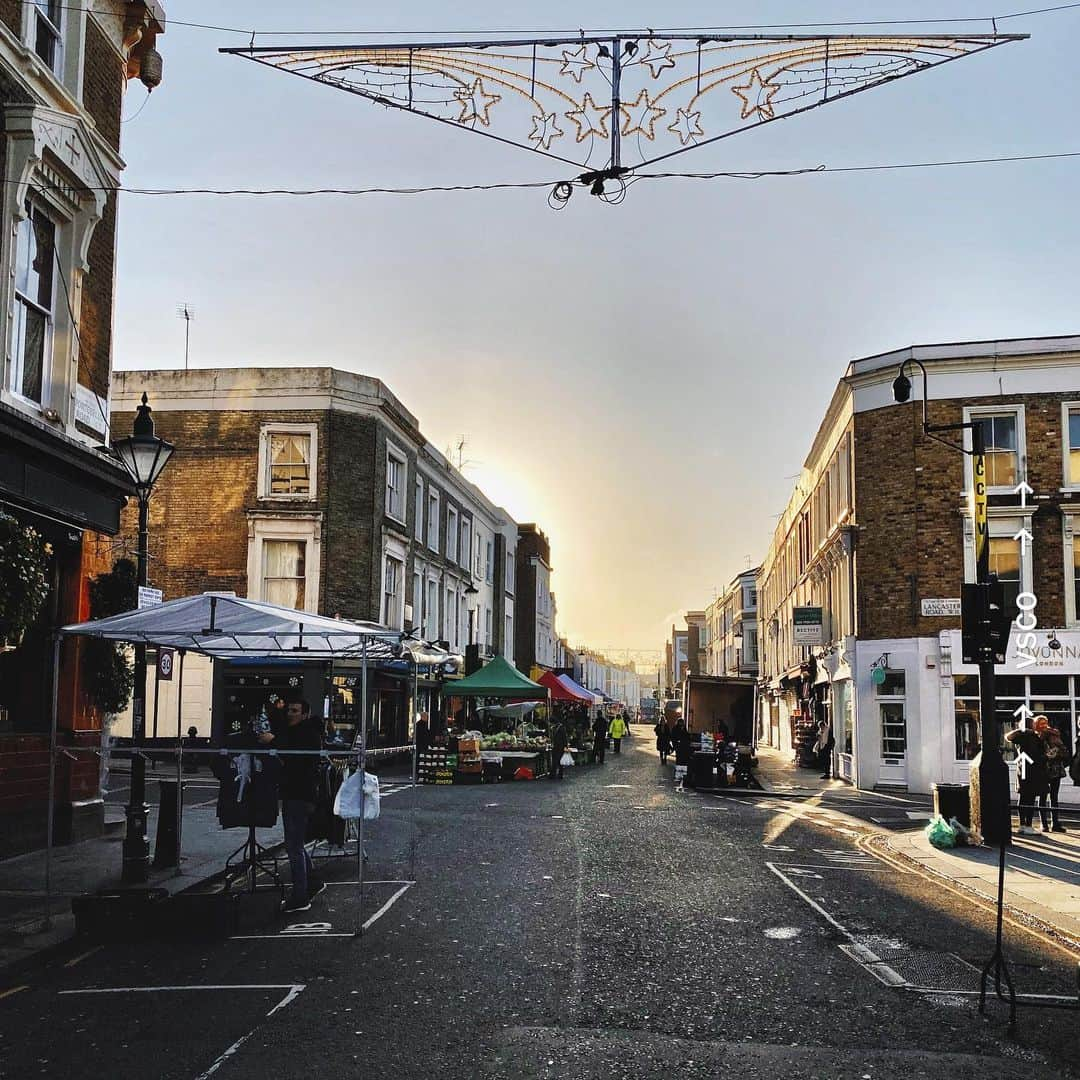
[[560, 751, 574, 767], [334, 769, 380, 820]]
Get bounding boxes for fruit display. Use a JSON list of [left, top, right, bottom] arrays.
[[479, 731, 549, 751]]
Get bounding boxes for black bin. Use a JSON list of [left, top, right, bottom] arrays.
[[933, 783, 970, 828]]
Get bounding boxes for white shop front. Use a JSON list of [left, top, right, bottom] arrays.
[[939, 628, 1080, 805]]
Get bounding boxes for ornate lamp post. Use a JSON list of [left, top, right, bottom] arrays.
[[110, 392, 174, 883]]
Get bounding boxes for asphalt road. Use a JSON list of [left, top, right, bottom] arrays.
[[2, 725, 1079, 1079]]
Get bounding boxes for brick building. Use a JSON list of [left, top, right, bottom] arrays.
[[514, 524, 557, 676], [704, 569, 759, 678], [0, 2, 164, 854], [758, 335, 1080, 799], [111, 367, 519, 743]]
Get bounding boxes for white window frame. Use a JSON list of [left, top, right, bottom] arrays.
[[424, 574, 439, 640], [411, 569, 423, 632], [962, 405, 1026, 495], [246, 513, 322, 614], [1065, 514, 1080, 628], [485, 539, 494, 584], [257, 423, 318, 501], [9, 200, 56, 408], [382, 549, 405, 630], [962, 510, 1032, 619], [26, 0, 64, 79], [414, 478, 424, 541], [505, 549, 515, 594], [427, 489, 440, 553], [385, 444, 407, 525], [876, 670, 908, 764], [446, 506, 459, 562], [1062, 402, 1080, 492], [460, 517, 472, 571]]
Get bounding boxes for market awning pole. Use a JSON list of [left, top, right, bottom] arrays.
[[174, 649, 186, 875], [43, 633, 61, 931], [410, 660, 419, 881], [356, 636, 368, 938]]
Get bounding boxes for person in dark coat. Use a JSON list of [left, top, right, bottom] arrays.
[[1036, 716, 1068, 832], [655, 719, 672, 764], [1006, 722, 1049, 835], [549, 717, 568, 780], [590, 713, 608, 765], [415, 711, 431, 754], [671, 720, 691, 767]]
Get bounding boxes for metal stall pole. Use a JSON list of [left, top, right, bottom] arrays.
[[43, 634, 61, 930], [174, 650, 186, 875], [356, 637, 368, 937], [411, 661, 419, 880]]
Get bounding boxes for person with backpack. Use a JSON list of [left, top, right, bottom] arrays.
[[608, 712, 629, 755], [1036, 716, 1069, 832], [1006, 721, 1050, 835]]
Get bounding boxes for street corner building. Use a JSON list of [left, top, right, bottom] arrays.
[[756, 335, 1080, 802], [0, 2, 166, 855], [109, 366, 522, 748]]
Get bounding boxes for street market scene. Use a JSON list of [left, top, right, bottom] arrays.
[[2, 2, 1080, 1078]]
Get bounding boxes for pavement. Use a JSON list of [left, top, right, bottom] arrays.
[[0, 727, 1078, 1078]]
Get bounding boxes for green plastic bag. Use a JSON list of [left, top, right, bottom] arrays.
[[925, 814, 957, 850]]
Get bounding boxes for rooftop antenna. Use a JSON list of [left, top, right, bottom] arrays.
[[176, 303, 195, 370]]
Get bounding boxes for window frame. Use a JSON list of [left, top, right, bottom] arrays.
[[875, 670, 908, 763], [382, 551, 404, 629], [963, 511, 1032, 622], [257, 422, 318, 501], [1065, 513, 1080, 628], [459, 517, 472, 571], [384, 444, 408, 525], [9, 200, 57, 407], [246, 512, 322, 615], [30, 0, 64, 77], [414, 478, 424, 541], [427, 489, 440, 553], [1062, 402, 1080, 491], [446, 505, 459, 563], [963, 404, 1026, 495]]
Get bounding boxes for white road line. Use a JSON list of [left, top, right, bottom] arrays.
[[362, 882, 413, 931], [776, 863, 889, 872], [195, 984, 306, 1080], [60, 984, 303, 995]]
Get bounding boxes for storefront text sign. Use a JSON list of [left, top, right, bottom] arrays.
[[922, 598, 961, 617], [793, 606, 823, 646], [949, 629, 1080, 673]]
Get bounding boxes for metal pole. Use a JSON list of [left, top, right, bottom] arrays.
[[411, 660, 419, 881], [152, 648, 162, 739], [122, 494, 151, 883], [43, 633, 61, 930], [174, 649, 186, 875], [356, 637, 368, 936]]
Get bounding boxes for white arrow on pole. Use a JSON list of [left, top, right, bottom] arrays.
[[1012, 526, 1033, 549], [1017, 749, 1034, 781], [1012, 704, 1033, 728], [1012, 480, 1034, 507]]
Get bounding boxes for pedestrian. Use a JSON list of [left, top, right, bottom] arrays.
[[609, 712, 628, 755], [415, 710, 431, 754], [258, 693, 324, 912], [1005, 722, 1050, 835], [671, 719, 691, 767], [815, 715, 835, 780], [590, 712, 608, 764], [1036, 716, 1069, 832], [549, 716, 567, 780], [654, 717, 672, 765]]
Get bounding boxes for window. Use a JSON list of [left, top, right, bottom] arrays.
[[427, 490, 440, 551], [973, 412, 1019, 488], [989, 536, 1021, 616], [876, 670, 906, 760], [505, 550, 515, 593], [383, 555, 403, 629], [485, 607, 492, 647], [446, 507, 459, 562], [385, 449, 406, 522], [746, 630, 758, 663], [445, 586, 456, 645], [460, 518, 471, 570], [11, 203, 55, 404], [414, 480, 424, 540], [748, 587, 758, 609], [505, 614, 513, 655], [258, 424, 317, 500], [1065, 406, 1080, 486], [33, 1, 63, 72], [485, 540, 493, 583], [412, 571, 422, 632], [1073, 535, 1080, 622], [425, 578, 438, 640], [262, 540, 306, 610]]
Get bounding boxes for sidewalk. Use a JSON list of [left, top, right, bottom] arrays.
[[752, 744, 851, 797], [0, 790, 283, 973], [880, 826, 1080, 950]]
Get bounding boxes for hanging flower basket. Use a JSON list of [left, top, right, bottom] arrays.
[[0, 511, 51, 644]]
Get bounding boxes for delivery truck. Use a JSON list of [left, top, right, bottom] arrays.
[[681, 675, 756, 746]]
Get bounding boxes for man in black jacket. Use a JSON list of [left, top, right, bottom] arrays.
[[590, 713, 608, 765], [259, 693, 324, 912]]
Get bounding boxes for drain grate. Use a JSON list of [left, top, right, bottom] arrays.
[[850, 935, 979, 990]]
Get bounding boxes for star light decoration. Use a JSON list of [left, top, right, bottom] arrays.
[[225, 32, 1025, 192]]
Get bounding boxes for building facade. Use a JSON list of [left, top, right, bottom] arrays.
[[515, 524, 557, 675], [0, 2, 165, 854], [705, 570, 760, 677], [758, 336, 1080, 800]]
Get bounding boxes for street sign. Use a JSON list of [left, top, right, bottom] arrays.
[[921, 598, 961, 617], [137, 586, 163, 609], [793, 606, 823, 646], [157, 648, 175, 681]]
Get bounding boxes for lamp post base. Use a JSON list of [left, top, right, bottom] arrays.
[[970, 749, 1011, 847], [121, 804, 151, 883]]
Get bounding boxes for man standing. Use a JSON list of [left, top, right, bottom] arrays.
[[815, 715, 835, 780], [591, 712, 608, 765], [609, 712, 628, 755], [259, 693, 324, 913], [549, 716, 567, 780]]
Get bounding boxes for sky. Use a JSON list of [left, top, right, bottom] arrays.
[[112, 2, 1080, 661]]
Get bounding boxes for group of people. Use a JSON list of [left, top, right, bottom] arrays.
[[653, 716, 691, 766], [548, 711, 632, 779], [1005, 715, 1074, 834]]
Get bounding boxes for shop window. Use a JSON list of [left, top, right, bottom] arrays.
[[11, 203, 55, 405], [954, 675, 981, 760], [973, 412, 1020, 488], [876, 670, 906, 760], [262, 540, 306, 609]]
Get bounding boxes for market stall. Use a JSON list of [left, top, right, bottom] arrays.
[[538, 670, 594, 764]]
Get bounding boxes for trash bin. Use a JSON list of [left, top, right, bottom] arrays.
[[933, 782, 970, 828]]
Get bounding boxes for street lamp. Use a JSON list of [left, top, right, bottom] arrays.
[[463, 582, 481, 676], [890, 360, 1009, 845], [111, 392, 174, 884]]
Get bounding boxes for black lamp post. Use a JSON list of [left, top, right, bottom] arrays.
[[891, 360, 1009, 846], [464, 582, 481, 675], [111, 392, 174, 884]]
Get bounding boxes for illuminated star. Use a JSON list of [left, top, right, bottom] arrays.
[[667, 106, 704, 145], [732, 68, 780, 120], [529, 111, 564, 150], [560, 44, 594, 83], [565, 92, 613, 142], [639, 39, 676, 78], [453, 77, 501, 125], [619, 89, 665, 140]]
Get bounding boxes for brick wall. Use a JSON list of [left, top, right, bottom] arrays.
[[0, 1, 19, 37], [81, 16, 122, 151], [77, 194, 116, 410], [855, 392, 1073, 641]]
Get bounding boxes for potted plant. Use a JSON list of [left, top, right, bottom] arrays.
[[0, 511, 51, 651]]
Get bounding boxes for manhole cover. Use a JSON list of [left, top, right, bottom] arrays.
[[853, 936, 978, 990]]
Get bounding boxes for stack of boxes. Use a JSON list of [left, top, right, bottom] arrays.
[[456, 738, 483, 784], [418, 748, 455, 785]]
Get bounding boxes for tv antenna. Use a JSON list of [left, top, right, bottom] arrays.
[[176, 303, 195, 370]]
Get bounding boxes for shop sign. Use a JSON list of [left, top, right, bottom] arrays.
[[921, 598, 961, 617], [793, 606, 823, 646], [949, 629, 1080, 673]]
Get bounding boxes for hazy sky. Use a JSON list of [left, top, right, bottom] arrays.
[[113, 2, 1080, 658]]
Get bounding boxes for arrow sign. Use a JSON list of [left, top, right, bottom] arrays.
[[1017, 749, 1034, 781], [1012, 704, 1034, 727], [1012, 480, 1034, 507], [1012, 526, 1033, 549]]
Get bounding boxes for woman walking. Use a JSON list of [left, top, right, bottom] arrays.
[[1006, 722, 1049, 835], [655, 718, 672, 764], [1036, 716, 1069, 832]]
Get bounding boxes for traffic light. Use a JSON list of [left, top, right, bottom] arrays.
[[961, 581, 1012, 665]]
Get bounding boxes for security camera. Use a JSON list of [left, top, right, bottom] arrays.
[[892, 372, 912, 403], [1048, 632, 1062, 652]]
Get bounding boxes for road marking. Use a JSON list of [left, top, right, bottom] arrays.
[[784, 868, 823, 879], [776, 863, 889, 873], [0, 985, 29, 1001], [64, 946, 103, 969], [60, 984, 305, 996], [905, 811, 932, 820], [764, 926, 802, 939], [762, 844, 795, 852]]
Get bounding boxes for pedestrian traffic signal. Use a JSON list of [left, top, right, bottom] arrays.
[[961, 581, 1011, 665]]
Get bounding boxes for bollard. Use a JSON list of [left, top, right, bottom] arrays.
[[153, 779, 183, 868]]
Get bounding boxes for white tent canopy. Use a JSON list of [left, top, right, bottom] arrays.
[[61, 592, 402, 660]]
